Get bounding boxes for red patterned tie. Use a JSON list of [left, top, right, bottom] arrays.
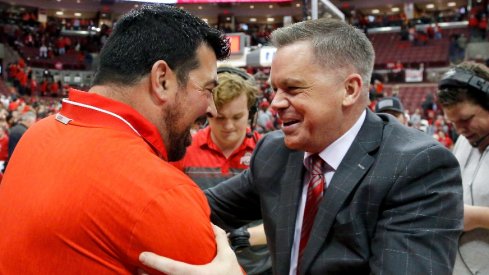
[[298, 154, 326, 269]]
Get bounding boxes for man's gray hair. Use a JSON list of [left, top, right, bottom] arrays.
[[270, 18, 375, 87]]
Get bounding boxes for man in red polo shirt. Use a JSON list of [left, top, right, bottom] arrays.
[[0, 5, 236, 274], [173, 69, 271, 274]]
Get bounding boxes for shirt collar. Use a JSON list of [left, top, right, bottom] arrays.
[[197, 126, 256, 152], [59, 88, 168, 160], [305, 110, 366, 170]]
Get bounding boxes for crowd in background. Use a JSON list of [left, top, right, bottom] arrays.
[[0, 2, 488, 177]]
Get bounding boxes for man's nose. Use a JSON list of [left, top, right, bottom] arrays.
[[206, 97, 217, 118], [271, 90, 288, 111]]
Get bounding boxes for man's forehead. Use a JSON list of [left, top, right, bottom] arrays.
[[444, 102, 476, 118]]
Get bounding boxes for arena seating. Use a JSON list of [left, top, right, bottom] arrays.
[[18, 46, 85, 70], [370, 27, 470, 69], [383, 84, 438, 113]]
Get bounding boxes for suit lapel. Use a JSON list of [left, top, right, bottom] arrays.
[[274, 150, 305, 274], [300, 110, 385, 274]]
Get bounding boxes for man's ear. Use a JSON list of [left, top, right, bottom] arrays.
[[342, 73, 363, 107], [150, 60, 173, 104]]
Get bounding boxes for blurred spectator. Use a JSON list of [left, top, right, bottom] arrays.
[[457, 33, 468, 62], [375, 96, 407, 125], [4, 111, 37, 172], [39, 44, 47, 59], [57, 36, 66, 55], [434, 23, 442, 39], [390, 61, 404, 82], [479, 14, 488, 40], [410, 108, 422, 128], [469, 14, 479, 38], [434, 130, 453, 150], [0, 125, 9, 171], [421, 93, 436, 118], [426, 24, 435, 39], [256, 100, 274, 133], [73, 18, 80, 30]]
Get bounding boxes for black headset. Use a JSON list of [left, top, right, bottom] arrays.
[[439, 67, 489, 148], [438, 67, 489, 98], [216, 66, 259, 139]]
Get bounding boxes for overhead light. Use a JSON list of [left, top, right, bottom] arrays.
[[179, 6, 184, 9], [134, 4, 138, 7], [198, 6, 202, 10], [56, 0, 61, 2], [391, 7, 400, 12], [76, 0, 80, 3], [226, 17, 231, 21], [447, 2, 456, 7], [372, 9, 380, 14], [56, 11, 64, 16], [296, 3, 300, 8], [250, 18, 257, 22], [269, 4, 273, 9], [267, 18, 274, 22], [250, 5, 254, 9], [74, 12, 82, 17], [426, 3, 435, 9]]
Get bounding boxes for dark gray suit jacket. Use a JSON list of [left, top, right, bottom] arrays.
[[206, 110, 463, 275]]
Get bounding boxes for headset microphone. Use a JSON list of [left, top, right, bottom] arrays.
[[217, 66, 259, 141]]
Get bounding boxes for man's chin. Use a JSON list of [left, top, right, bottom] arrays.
[[167, 131, 192, 162], [284, 136, 302, 151]]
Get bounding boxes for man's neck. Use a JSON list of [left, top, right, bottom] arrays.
[[211, 132, 246, 159]]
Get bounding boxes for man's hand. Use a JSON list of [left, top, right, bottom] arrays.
[[464, 204, 489, 232], [139, 224, 243, 275]]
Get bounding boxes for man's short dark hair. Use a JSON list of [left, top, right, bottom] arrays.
[[93, 4, 230, 87], [437, 61, 489, 111]]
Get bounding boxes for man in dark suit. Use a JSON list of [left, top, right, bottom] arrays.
[[140, 18, 463, 275]]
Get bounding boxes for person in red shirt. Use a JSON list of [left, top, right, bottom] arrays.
[[173, 69, 270, 274], [0, 126, 9, 162], [469, 14, 479, 38], [435, 130, 454, 150], [0, 5, 237, 274], [50, 80, 59, 97]]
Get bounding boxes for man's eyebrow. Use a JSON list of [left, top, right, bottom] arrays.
[[275, 78, 304, 88], [204, 79, 219, 88]]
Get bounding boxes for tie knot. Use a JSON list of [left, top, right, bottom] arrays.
[[307, 154, 325, 176]]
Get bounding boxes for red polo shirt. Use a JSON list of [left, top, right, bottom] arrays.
[[0, 89, 216, 274], [173, 126, 260, 190]]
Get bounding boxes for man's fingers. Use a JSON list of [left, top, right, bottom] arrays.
[[139, 252, 193, 275], [211, 224, 243, 274], [212, 224, 230, 247]]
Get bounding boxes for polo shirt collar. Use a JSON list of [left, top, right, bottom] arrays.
[[59, 89, 167, 160], [198, 126, 255, 152]]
